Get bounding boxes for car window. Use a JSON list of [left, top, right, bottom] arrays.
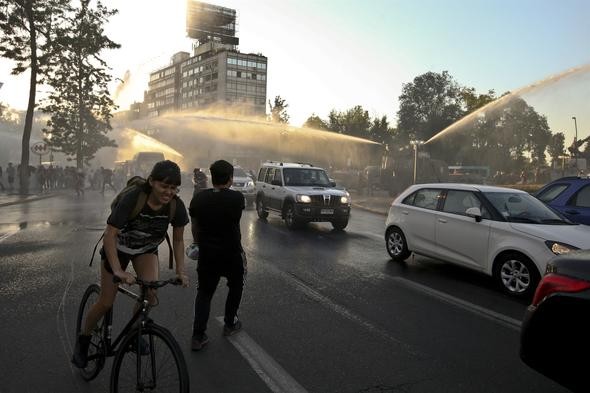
[[406, 188, 441, 210], [234, 167, 247, 177], [283, 168, 331, 187], [273, 169, 283, 184], [442, 190, 490, 218], [536, 183, 569, 203], [571, 185, 590, 208], [264, 168, 275, 183], [258, 167, 267, 182], [484, 191, 569, 224]]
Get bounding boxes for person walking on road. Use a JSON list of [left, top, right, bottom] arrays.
[[6, 162, 15, 190], [0, 165, 5, 191], [189, 159, 247, 351], [71, 160, 190, 368], [192, 167, 208, 197]]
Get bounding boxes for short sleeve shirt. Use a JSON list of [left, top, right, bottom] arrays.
[[189, 188, 244, 254], [107, 188, 189, 255]]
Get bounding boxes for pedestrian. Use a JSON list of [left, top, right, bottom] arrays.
[[0, 165, 5, 191], [101, 166, 116, 193], [189, 159, 247, 351], [6, 162, 15, 190], [71, 160, 190, 368], [192, 167, 208, 197], [75, 168, 85, 197]]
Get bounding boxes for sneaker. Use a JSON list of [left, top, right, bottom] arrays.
[[191, 333, 209, 351], [223, 320, 242, 336], [128, 336, 150, 356], [71, 334, 91, 368]]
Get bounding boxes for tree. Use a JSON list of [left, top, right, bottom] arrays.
[[327, 105, 371, 139], [0, 0, 70, 192], [268, 95, 289, 123], [369, 115, 392, 146], [547, 132, 565, 167], [303, 113, 329, 130], [41, 0, 119, 168], [396, 71, 464, 145]]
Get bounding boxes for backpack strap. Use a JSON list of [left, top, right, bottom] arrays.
[[166, 198, 177, 270], [129, 191, 148, 220]]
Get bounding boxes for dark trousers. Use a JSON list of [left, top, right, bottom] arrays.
[[192, 251, 246, 336]]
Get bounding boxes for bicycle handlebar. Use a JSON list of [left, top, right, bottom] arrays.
[[113, 276, 182, 289]]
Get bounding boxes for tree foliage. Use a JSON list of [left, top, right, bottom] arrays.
[[327, 105, 371, 139], [303, 113, 329, 130], [0, 0, 70, 192], [41, 0, 119, 168], [268, 95, 289, 123], [547, 132, 565, 166]]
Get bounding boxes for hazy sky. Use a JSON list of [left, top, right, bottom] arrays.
[[1, 0, 589, 139]]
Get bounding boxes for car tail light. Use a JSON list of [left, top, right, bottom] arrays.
[[532, 273, 590, 306]]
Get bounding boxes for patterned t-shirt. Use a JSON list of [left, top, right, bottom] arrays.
[[107, 187, 189, 255]]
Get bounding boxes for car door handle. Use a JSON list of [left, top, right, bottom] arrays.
[[437, 218, 447, 223], [565, 210, 580, 215]]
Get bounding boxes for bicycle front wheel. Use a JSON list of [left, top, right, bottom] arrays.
[[75, 284, 107, 381], [110, 323, 189, 393]]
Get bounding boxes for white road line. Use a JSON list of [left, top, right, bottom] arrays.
[[270, 267, 422, 357], [215, 317, 309, 393], [0, 230, 18, 242], [389, 276, 522, 331]]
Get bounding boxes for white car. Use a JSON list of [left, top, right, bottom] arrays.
[[230, 166, 256, 207], [385, 183, 590, 297]]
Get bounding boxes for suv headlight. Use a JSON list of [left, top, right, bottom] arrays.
[[340, 196, 349, 204], [246, 180, 254, 188], [296, 194, 312, 203], [545, 241, 579, 255]]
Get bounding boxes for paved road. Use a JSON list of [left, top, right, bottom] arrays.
[[0, 190, 568, 393]]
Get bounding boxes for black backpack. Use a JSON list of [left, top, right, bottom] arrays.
[[89, 176, 177, 269]]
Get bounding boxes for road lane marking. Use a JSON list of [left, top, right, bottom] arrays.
[[269, 266, 422, 357], [389, 276, 522, 331], [0, 230, 18, 242], [215, 317, 309, 393]]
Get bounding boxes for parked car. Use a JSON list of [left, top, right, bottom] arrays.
[[385, 183, 590, 297], [534, 176, 590, 225], [520, 250, 590, 392]]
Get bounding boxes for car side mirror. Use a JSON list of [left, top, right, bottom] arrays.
[[329, 180, 336, 187], [271, 179, 282, 186], [465, 207, 483, 222]]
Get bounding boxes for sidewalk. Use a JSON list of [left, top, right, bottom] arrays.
[[350, 190, 393, 216], [0, 191, 64, 208]]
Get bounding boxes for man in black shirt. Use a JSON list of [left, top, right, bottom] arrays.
[[189, 160, 246, 351]]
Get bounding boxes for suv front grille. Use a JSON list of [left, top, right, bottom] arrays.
[[309, 195, 341, 206]]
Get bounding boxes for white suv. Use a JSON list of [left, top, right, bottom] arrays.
[[255, 161, 351, 230]]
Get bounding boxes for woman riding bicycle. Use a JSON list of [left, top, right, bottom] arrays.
[[72, 160, 190, 368]]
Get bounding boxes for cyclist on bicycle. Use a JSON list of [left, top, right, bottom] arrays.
[[72, 160, 190, 368]]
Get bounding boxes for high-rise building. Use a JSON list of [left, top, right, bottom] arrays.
[[142, 1, 267, 118]]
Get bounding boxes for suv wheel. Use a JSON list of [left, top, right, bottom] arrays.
[[386, 227, 410, 261], [256, 197, 268, 219], [332, 219, 348, 231], [493, 252, 540, 298], [284, 203, 300, 229]]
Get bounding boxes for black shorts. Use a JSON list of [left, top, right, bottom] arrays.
[[100, 247, 158, 274]]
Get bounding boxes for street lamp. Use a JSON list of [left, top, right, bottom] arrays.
[[410, 140, 425, 184], [572, 116, 579, 169]]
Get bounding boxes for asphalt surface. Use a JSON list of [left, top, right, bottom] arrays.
[[0, 189, 569, 393]]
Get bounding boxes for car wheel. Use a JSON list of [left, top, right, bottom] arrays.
[[493, 253, 540, 298], [256, 197, 268, 219], [385, 227, 411, 261], [332, 219, 348, 231], [284, 203, 300, 229]]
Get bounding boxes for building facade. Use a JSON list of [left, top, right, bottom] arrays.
[[141, 1, 267, 118]]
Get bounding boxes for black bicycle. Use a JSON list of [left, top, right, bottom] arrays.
[[74, 277, 189, 393]]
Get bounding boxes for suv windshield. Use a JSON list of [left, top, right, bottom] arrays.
[[283, 168, 331, 187], [234, 167, 248, 177], [484, 191, 572, 224]]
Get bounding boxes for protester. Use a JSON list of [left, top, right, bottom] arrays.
[[189, 160, 246, 351], [71, 160, 190, 368]]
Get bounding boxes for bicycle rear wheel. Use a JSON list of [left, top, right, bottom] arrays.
[[110, 323, 189, 393], [75, 284, 107, 381]]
